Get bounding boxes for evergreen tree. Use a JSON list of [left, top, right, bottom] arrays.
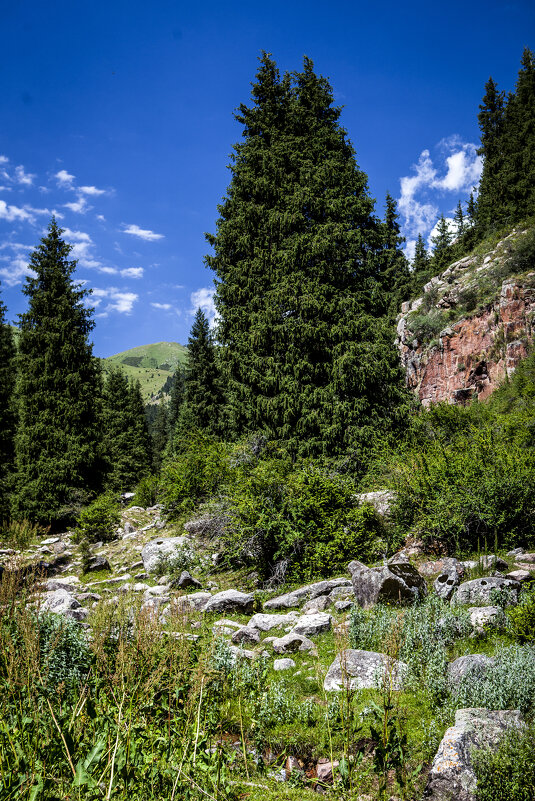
[[453, 200, 465, 238], [151, 402, 169, 471], [167, 366, 185, 433], [430, 215, 453, 272], [13, 219, 103, 524], [102, 368, 151, 492], [177, 308, 223, 436], [411, 234, 432, 296], [0, 286, 16, 517], [206, 53, 409, 458], [379, 192, 411, 313], [476, 76, 506, 231]]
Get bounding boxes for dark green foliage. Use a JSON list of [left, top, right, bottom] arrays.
[[133, 474, 159, 507], [475, 49, 535, 235], [507, 587, 535, 643], [207, 53, 409, 458], [411, 234, 432, 297], [151, 402, 169, 471], [430, 214, 453, 272], [102, 368, 151, 491], [473, 724, 535, 801], [12, 219, 103, 525], [379, 193, 412, 313], [37, 613, 92, 689], [177, 308, 224, 437], [74, 491, 121, 543], [0, 286, 16, 518]]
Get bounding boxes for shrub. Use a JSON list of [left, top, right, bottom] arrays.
[[37, 612, 92, 690], [74, 492, 121, 543], [0, 518, 44, 548], [133, 474, 159, 508], [473, 723, 535, 801], [160, 430, 229, 515], [453, 645, 535, 715], [507, 587, 535, 642], [153, 541, 201, 579]]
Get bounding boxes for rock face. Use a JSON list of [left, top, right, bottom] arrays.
[[397, 231, 535, 407], [349, 558, 427, 608], [141, 536, 189, 574], [423, 708, 524, 800], [451, 577, 520, 607], [204, 590, 254, 615], [323, 649, 407, 691]]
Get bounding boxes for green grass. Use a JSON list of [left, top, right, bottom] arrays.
[[102, 340, 188, 403]]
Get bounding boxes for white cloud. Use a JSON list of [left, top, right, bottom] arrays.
[[64, 196, 89, 214], [96, 214, 106, 222], [0, 257, 36, 286], [0, 156, 8, 164], [122, 223, 164, 241], [0, 200, 33, 223], [79, 185, 106, 196], [91, 287, 138, 315], [190, 287, 216, 325], [55, 169, 75, 187], [15, 165, 35, 186], [63, 228, 92, 243], [151, 302, 172, 310], [121, 267, 144, 279]]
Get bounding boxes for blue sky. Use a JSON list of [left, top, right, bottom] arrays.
[[0, 0, 533, 357]]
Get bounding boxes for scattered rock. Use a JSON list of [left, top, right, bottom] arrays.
[[141, 536, 189, 574], [174, 592, 212, 612], [316, 757, 339, 783], [44, 576, 80, 592], [291, 612, 332, 637], [212, 619, 242, 636], [274, 658, 296, 671], [447, 655, 496, 687], [302, 595, 331, 613], [507, 547, 524, 557], [349, 557, 427, 608], [183, 515, 222, 537], [272, 632, 316, 653], [86, 556, 111, 573], [335, 600, 353, 612], [451, 577, 520, 607], [174, 570, 202, 589], [516, 552, 535, 564], [232, 626, 261, 645], [506, 569, 533, 583], [468, 605, 506, 635], [423, 708, 524, 800], [355, 490, 395, 517], [323, 649, 407, 691], [434, 559, 466, 600], [39, 589, 88, 621], [263, 578, 351, 610], [204, 589, 254, 615], [248, 612, 299, 631], [229, 645, 255, 662]]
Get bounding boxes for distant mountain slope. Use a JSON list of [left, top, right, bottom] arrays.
[[102, 341, 188, 403]]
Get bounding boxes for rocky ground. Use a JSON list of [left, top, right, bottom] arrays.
[[2, 501, 535, 800]]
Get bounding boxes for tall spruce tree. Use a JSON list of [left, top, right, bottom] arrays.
[[102, 368, 151, 491], [13, 220, 103, 524], [411, 234, 432, 296], [0, 286, 16, 517], [206, 53, 409, 458], [177, 308, 223, 436], [431, 214, 453, 272], [476, 76, 506, 231], [379, 192, 411, 314], [151, 402, 169, 471]]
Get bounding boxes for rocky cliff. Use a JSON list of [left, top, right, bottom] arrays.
[[397, 227, 535, 406]]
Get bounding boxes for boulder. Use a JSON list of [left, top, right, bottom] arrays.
[[316, 758, 339, 783], [212, 619, 242, 636], [423, 708, 524, 800], [451, 577, 520, 607], [247, 612, 299, 631], [302, 595, 331, 613], [447, 655, 495, 687], [40, 589, 88, 622], [291, 612, 332, 637], [141, 536, 190, 574], [335, 600, 353, 612], [324, 649, 407, 692], [272, 632, 316, 654], [204, 589, 254, 615], [506, 569, 533, 583], [516, 552, 535, 564], [468, 606, 506, 635], [232, 626, 261, 645], [228, 645, 255, 662], [274, 658, 296, 671], [86, 556, 111, 573], [355, 490, 395, 517], [263, 578, 351, 610], [174, 570, 202, 589], [349, 558, 427, 608], [170, 592, 212, 613], [434, 559, 466, 601]]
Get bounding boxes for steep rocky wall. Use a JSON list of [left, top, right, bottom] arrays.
[[397, 230, 535, 406]]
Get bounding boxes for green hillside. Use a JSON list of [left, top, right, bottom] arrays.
[[102, 341, 188, 403]]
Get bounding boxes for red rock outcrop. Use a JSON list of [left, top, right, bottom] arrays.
[[397, 245, 535, 406]]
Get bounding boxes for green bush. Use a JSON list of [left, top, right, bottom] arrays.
[[133, 474, 159, 508], [473, 723, 535, 801], [160, 430, 229, 515], [38, 612, 92, 689], [507, 587, 535, 642], [74, 492, 121, 543]]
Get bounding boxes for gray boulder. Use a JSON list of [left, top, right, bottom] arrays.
[[451, 577, 520, 607], [516, 552, 535, 563], [274, 658, 296, 671], [447, 655, 495, 687], [355, 490, 395, 517], [349, 557, 427, 608], [86, 555, 111, 573], [141, 536, 189, 574], [302, 595, 331, 613], [40, 589, 88, 622], [232, 626, 261, 645], [291, 612, 332, 637], [172, 592, 212, 613], [263, 578, 351, 610], [174, 570, 202, 589], [204, 589, 254, 615], [324, 649, 407, 691], [507, 569, 532, 583], [468, 606, 506, 635], [434, 559, 465, 600], [423, 708, 524, 800], [272, 632, 316, 653], [247, 612, 298, 631]]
